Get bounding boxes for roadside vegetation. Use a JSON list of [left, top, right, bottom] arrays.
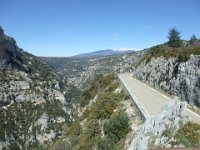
[[50, 74, 134, 150], [174, 122, 200, 147], [137, 28, 200, 66], [80, 74, 115, 108], [161, 121, 200, 147]]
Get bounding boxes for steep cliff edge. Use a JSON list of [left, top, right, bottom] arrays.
[[0, 26, 20, 69], [133, 55, 200, 107], [0, 26, 80, 149], [128, 100, 190, 150]]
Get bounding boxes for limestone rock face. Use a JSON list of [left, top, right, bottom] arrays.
[[0, 26, 4, 39], [128, 100, 188, 150], [0, 26, 19, 68], [133, 55, 200, 107], [16, 81, 30, 90], [0, 26, 80, 149]]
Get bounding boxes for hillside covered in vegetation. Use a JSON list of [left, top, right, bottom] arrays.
[[50, 74, 143, 150], [0, 26, 81, 149]]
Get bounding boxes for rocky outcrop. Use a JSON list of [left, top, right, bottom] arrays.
[[133, 55, 200, 107], [0, 26, 80, 149], [0, 26, 4, 39], [128, 100, 188, 150], [0, 26, 19, 68]]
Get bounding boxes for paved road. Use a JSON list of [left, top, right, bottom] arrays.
[[119, 73, 200, 124]]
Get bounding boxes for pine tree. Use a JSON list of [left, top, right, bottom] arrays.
[[167, 28, 182, 48], [189, 34, 199, 46]]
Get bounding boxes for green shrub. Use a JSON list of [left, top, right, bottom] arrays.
[[104, 110, 130, 143], [9, 142, 20, 150], [44, 100, 65, 117], [69, 135, 79, 147], [73, 119, 100, 150], [90, 92, 120, 119], [99, 73, 115, 88], [108, 82, 119, 92], [64, 120, 81, 137], [137, 45, 200, 67], [84, 119, 101, 138], [80, 74, 116, 108], [80, 90, 92, 107], [175, 122, 200, 147], [0, 73, 7, 82], [162, 128, 173, 137], [96, 137, 112, 150]]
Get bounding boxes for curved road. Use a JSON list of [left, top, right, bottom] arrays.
[[119, 73, 200, 124]]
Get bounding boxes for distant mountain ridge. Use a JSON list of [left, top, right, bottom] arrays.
[[73, 49, 136, 58]]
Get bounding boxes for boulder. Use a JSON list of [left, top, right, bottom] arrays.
[[16, 81, 30, 90]]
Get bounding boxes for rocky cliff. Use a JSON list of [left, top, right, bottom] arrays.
[[0, 26, 19, 69], [0, 26, 80, 149], [128, 100, 189, 150], [133, 55, 200, 107]]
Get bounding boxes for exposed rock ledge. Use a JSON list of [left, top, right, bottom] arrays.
[[133, 55, 200, 107], [128, 100, 188, 150]]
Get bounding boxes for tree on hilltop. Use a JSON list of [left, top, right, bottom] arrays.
[[167, 27, 183, 48], [189, 34, 200, 46]]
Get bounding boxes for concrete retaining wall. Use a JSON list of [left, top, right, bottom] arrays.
[[118, 74, 150, 121]]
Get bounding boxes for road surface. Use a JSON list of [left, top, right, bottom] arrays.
[[119, 73, 200, 124]]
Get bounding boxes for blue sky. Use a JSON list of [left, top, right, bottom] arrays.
[[0, 0, 199, 56]]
